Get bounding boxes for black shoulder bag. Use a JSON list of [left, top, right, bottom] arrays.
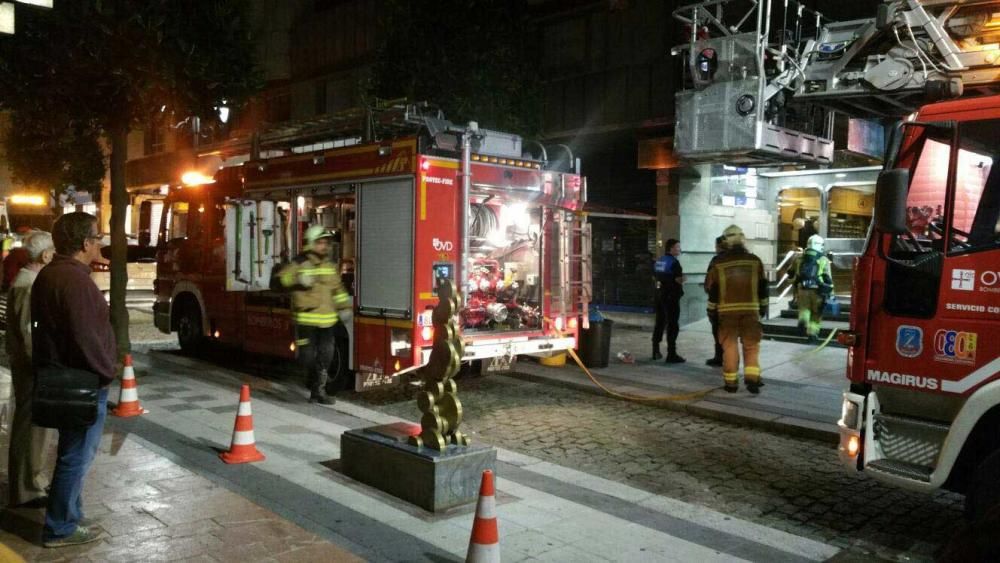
[[32, 365, 100, 429]]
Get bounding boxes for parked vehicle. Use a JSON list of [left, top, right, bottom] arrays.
[[154, 111, 591, 390]]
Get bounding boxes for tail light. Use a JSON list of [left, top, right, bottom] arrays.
[[567, 317, 578, 330], [421, 325, 434, 342], [837, 331, 860, 347], [554, 316, 564, 331]]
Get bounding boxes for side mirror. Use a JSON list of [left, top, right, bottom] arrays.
[[874, 168, 909, 235]]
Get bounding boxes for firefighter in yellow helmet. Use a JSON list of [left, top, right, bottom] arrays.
[[705, 225, 769, 393], [791, 234, 833, 343], [279, 225, 352, 404]]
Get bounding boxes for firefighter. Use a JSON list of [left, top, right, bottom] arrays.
[[706, 224, 768, 394], [791, 234, 833, 344], [279, 225, 352, 404], [703, 235, 726, 367]]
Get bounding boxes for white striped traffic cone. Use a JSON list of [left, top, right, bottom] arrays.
[[219, 384, 265, 464], [111, 354, 146, 417], [466, 469, 499, 563]]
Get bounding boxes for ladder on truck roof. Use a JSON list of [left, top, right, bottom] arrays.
[[199, 100, 444, 160], [672, 0, 1000, 165]]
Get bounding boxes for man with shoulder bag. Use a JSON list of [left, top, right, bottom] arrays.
[[31, 212, 116, 548]]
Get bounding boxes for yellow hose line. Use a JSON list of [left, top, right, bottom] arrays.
[[544, 316, 719, 403], [564, 346, 720, 403], [793, 327, 840, 361]]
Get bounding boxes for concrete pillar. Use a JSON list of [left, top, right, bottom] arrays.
[[667, 164, 777, 326]]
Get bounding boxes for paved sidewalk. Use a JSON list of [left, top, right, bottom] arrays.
[[517, 315, 847, 442], [0, 372, 361, 562], [101, 350, 842, 562]]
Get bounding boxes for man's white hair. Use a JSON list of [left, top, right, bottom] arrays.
[[23, 230, 54, 262]]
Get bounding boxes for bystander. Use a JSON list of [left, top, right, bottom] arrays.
[[31, 212, 116, 547], [6, 230, 55, 508]]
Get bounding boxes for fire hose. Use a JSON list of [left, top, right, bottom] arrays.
[[547, 318, 721, 403], [792, 327, 840, 361]]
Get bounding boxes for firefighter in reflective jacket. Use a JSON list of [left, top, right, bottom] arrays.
[[279, 225, 352, 404], [791, 234, 833, 343], [706, 225, 769, 394]]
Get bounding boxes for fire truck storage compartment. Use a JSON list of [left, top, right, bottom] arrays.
[[225, 199, 291, 291], [463, 193, 543, 334], [358, 179, 414, 318]]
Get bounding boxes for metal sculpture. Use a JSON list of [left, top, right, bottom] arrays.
[[409, 280, 470, 450]]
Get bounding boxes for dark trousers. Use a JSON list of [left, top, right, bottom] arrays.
[[708, 312, 723, 360], [652, 293, 681, 354], [296, 324, 337, 393]]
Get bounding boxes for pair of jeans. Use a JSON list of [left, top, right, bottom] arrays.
[[43, 387, 108, 540]]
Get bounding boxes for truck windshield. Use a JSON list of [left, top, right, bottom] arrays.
[[947, 119, 1000, 255], [890, 119, 1000, 257], [882, 118, 1000, 318]]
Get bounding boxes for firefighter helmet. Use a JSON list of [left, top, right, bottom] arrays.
[[808, 234, 825, 252], [304, 225, 334, 250], [722, 224, 745, 248]]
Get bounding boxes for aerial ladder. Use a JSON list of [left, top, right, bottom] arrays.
[[672, 0, 1000, 165]]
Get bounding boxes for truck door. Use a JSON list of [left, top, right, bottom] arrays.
[[871, 118, 1000, 403], [354, 178, 414, 389]]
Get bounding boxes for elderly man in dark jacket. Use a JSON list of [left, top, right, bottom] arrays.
[[31, 212, 116, 548]]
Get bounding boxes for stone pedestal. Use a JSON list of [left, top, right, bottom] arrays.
[[341, 422, 497, 512]]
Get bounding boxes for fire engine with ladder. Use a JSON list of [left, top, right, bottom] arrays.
[[673, 0, 1000, 520], [153, 103, 591, 391]]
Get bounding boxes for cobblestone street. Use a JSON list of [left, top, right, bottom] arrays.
[[358, 371, 964, 560]]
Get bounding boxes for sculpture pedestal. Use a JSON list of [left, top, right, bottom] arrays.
[[340, 422, 497, 512]]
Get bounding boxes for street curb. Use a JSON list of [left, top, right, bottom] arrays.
[[504, 369, 839, 444]]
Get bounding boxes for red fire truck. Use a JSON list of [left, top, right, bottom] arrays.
[[154, 110, 590, 390], [838, 94, 1000, 519]]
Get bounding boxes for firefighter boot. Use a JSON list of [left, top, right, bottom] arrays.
[[309, 369, 335, 405], [310, 389, 335, 405], [743, 366, 764, 395], [652, 342, 662, 360]]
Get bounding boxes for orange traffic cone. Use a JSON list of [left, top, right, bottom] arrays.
[[466, 469, 499, 563], [220, 384, 265, 464], [111, 354, 146, 417]]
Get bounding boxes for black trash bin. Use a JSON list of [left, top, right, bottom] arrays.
[[578, 319, 613, 368]]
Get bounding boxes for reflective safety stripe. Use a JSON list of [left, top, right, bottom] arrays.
[[120, 388, 138, 402], [717, 303, 760, 313], [333, 292, 351, 305], [280, 268, 297, 287], [476, 495, 496, 520], [707, 302, 718, 310], [238, 401, 252, 416], [745, 367, 761, 375], [299, 267, 337, 275], [723, 372, 738, 383], [295, 338, 310, 346], [231, 430, 256, 446], [295, 312, 338, 322], [466, 544, 500, 559]]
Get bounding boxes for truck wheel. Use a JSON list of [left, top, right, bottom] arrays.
[[325, 332, 351, 393], [177, 304, 204, 355], [966, 449, 1000, 522]]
